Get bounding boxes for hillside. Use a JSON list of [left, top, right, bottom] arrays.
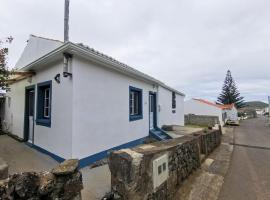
[[244, 101, 269, 109]]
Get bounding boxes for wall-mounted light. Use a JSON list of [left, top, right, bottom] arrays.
[[63, 53, 72, 78], [54, 73, 61, 84]]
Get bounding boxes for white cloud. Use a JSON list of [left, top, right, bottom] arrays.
[[1, 0, 269, 102]]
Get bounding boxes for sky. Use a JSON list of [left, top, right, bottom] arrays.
[[1, 0, 270, 103]]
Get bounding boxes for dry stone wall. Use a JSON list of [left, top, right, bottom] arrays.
[[185, 114, 220, 127], [108, 129, 222, 200], [0, 159, 83, 200]]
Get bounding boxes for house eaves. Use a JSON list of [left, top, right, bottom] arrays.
[[20, 42, 185, 96]]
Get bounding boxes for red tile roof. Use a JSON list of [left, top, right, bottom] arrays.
[[193, 99, 234, 109]]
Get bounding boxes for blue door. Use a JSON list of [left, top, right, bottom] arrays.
[[149, 93, 157, 130]]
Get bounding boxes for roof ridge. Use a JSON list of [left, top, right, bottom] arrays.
[[30, 34, 64, 43]]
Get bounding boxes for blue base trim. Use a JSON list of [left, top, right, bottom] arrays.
[[78, 137, 146, 168], [26, 137, 146, 169], [26, 142, 65, 163]]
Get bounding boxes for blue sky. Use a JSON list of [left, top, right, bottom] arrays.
[[1, 0, 270, 103]]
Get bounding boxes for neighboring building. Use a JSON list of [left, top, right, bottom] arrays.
[[263, 106, 269, 115], [1, 35, 185, 167], [222, 103, 238, 121], [255, 109, 264, 115], [0, 92, 5, 131], [184, 99, 237, 126]]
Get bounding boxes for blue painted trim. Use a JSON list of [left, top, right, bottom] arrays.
[[24, 85, 36, 142], [79, 137, 146, 168], [149, 91, 157, 129], [156, 127, 173, 139], [25, 85, 35, 90], [129, 86, 143, 121], [36, 80, 52, 127], [26, 142, 65, 163], [26, 137, 146, 169]]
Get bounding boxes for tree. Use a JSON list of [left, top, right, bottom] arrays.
[[0, 36, 13, 90], [217, 70, 245, 108]]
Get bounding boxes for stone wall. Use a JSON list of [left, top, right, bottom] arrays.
[[185, 114, 220, 127], [108, 129, 222, 200], [0, 159, 83, 200]]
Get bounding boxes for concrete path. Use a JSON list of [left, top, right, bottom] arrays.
[[0, 135, 58, 174], [0, 135, 110, 199], [218, 117, 270, 200]]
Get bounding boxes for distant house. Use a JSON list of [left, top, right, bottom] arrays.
[[0, 92, 5, 130], [1, 35, 185, 168], [184, 99, 237, 126]]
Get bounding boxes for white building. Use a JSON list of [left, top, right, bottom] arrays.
[[184, 99, 237, 126], [1, 35, 185, 168]]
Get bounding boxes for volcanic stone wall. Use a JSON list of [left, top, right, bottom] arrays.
[[0, 159, 83, 200], [108, 129, 222, 200], [185, 114, 220, 127]]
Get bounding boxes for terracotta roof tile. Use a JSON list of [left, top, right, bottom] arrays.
[[193, 98, 234, 109]]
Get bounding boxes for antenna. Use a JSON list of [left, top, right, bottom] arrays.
[[64, 0, 70, 42]]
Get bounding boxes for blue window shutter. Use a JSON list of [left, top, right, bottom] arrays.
[[36, 80, 52, 127], [129, 86, 143, 121]]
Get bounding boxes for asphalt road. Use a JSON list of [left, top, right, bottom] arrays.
[[219, 116, 270, 200]]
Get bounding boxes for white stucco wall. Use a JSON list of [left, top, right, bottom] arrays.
[[158, 86, 184, 127], [184, 99, 224, 126], [223, 107, 238, 121], [71, 57, 157, 158], [71, 56, 185, 159], [15, 35, 63, 69], [3, 79, 33, 137], [3, 53, 185, 160], [3, 61, 73, 159], [33, 61, 73, 159]]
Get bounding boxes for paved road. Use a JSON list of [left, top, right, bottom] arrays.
[[219, 117, 270, 200]]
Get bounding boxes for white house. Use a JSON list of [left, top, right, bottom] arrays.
[[184, 99, 237, 126], [1, 35, 185, 168]]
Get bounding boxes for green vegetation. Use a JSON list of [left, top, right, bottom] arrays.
[[217, 70, 245, 108], [244, 101, 269, 109], [0, 36, 13, 90]]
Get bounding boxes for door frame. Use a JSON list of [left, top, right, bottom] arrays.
[[149, 92, 157, 130], [24, 85, 35, 142]]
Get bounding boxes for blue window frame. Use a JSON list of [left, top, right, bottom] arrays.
[[36, 80, 52, 127], [129, 86, 143, 121], [172, 91, 176, 113]]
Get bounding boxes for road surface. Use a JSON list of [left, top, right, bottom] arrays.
[[219, 117, 270, 200]]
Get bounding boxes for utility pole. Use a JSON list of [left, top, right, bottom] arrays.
[[268, 96, 270, 123], [64, 0, 70, 42]]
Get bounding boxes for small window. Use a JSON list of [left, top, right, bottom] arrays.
[[129, 86, 143, 121], [162, 162, 166, 171], [172, 92, 176, 113], [43, 88, 50, 118], [36, 81, 52, 127]]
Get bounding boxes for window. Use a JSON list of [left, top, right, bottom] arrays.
[[36, 81, 52, 127], [43, 88, 50, 118], [172, 92, 176, 113], [129, 86, 143, 121]]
